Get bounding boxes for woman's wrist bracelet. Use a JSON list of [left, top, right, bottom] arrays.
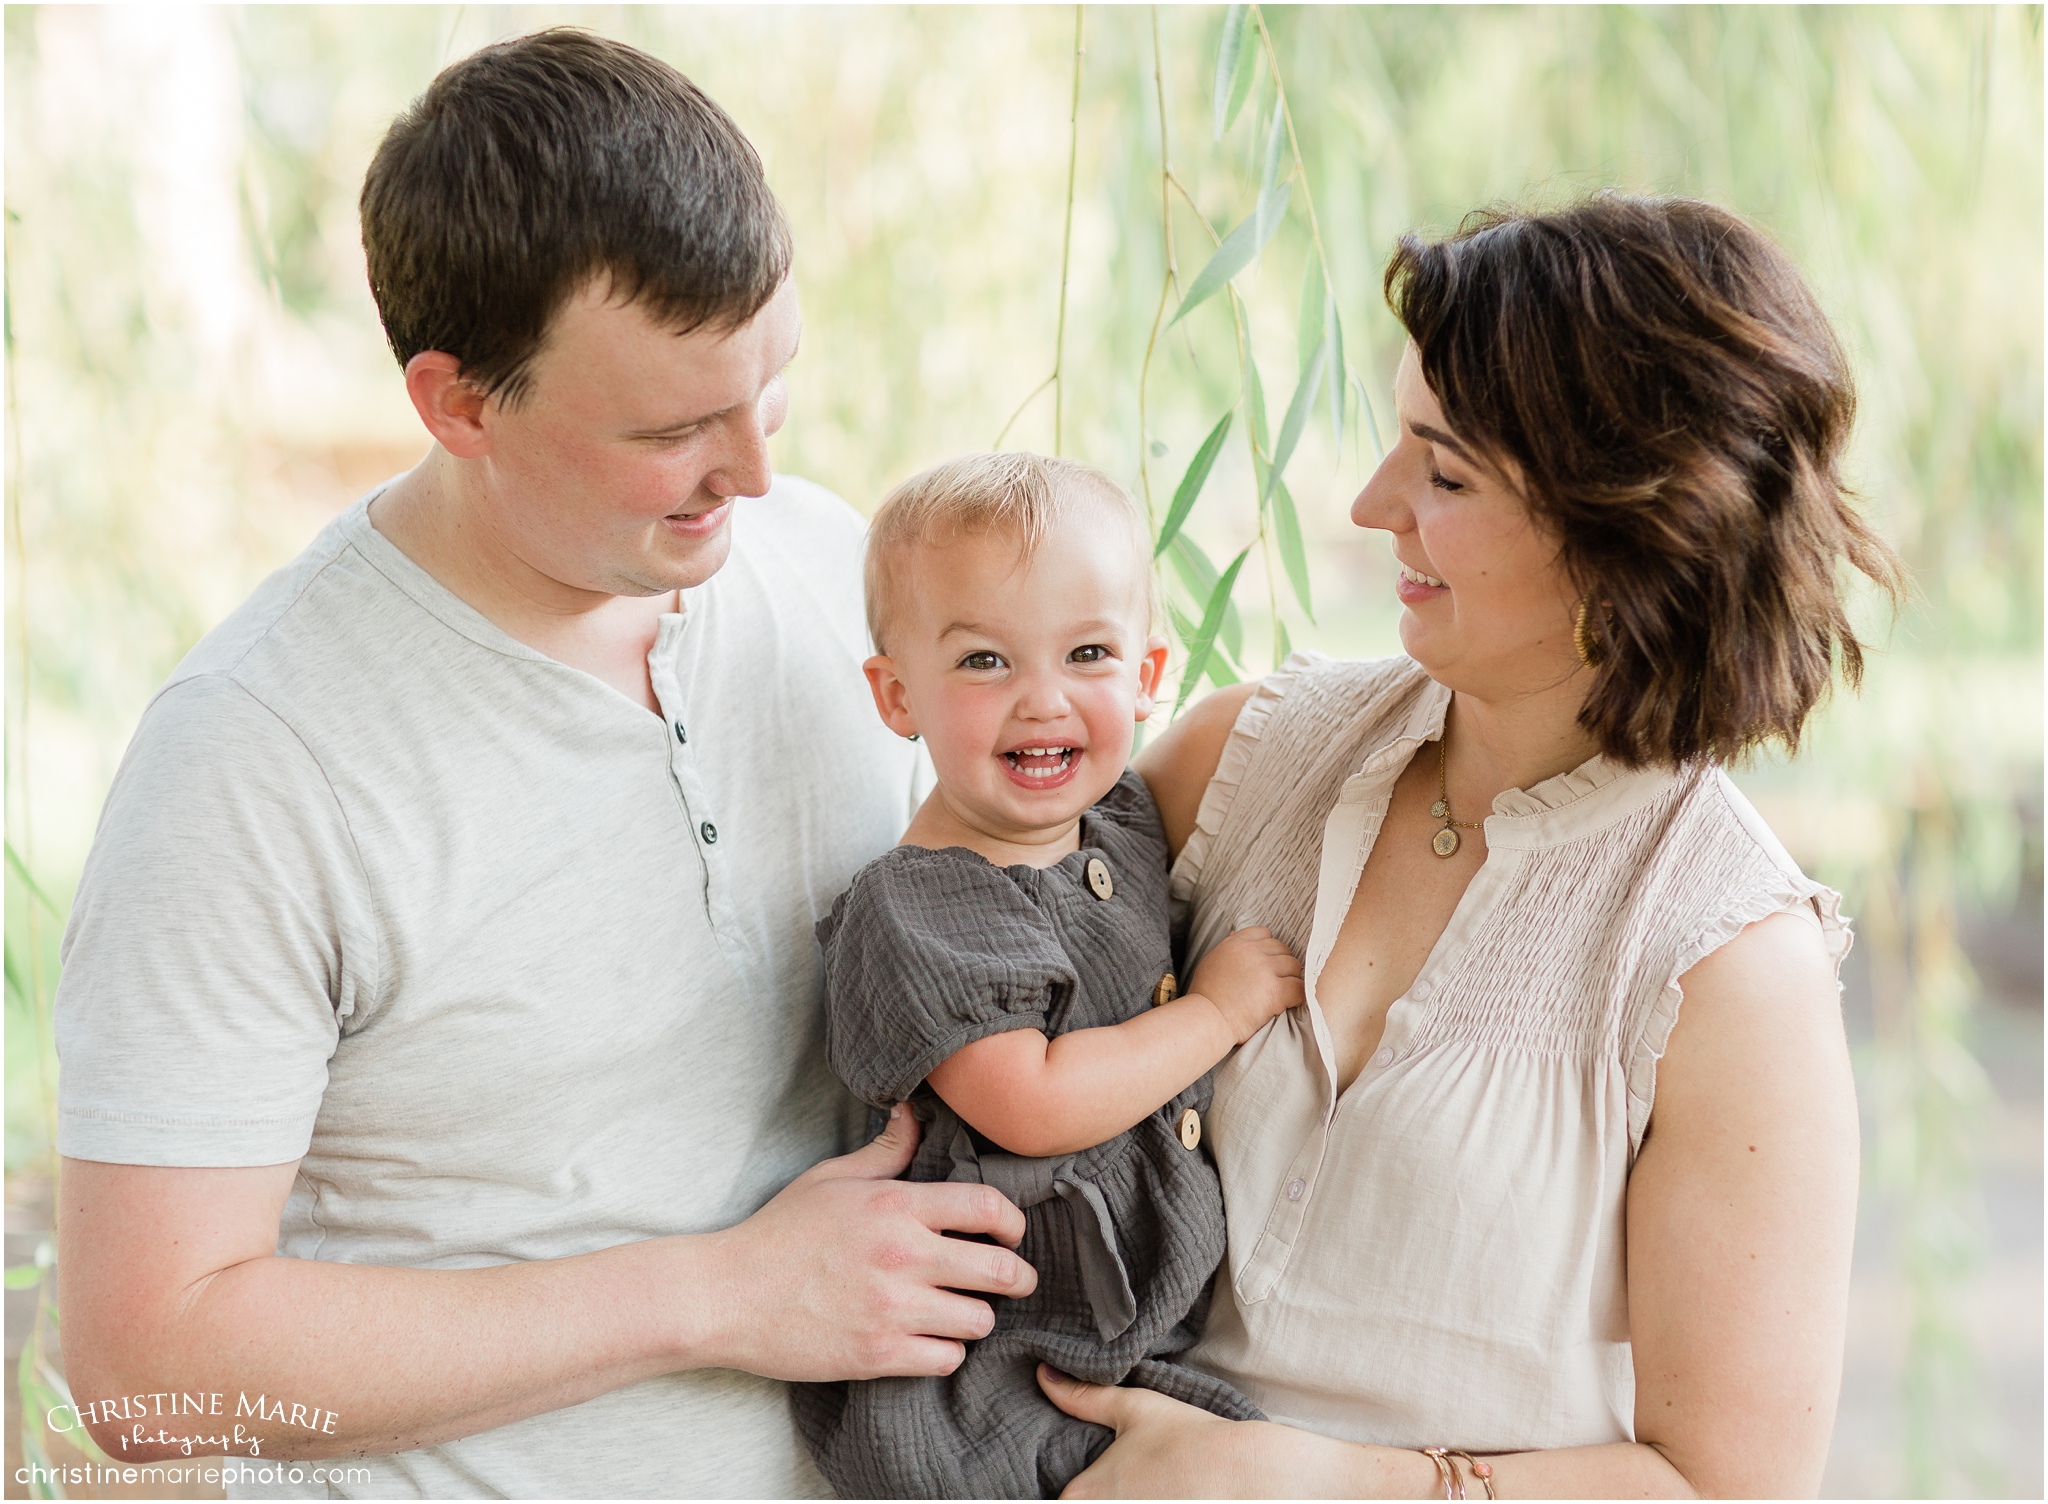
[[1420, 1447, 1497, 1500]]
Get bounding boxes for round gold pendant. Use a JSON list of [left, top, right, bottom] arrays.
[[1431, 827, 1461, 858], [1430, 799, 1448, 819]]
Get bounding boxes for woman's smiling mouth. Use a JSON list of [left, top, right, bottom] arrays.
[[1395, 561, 1450, 605]]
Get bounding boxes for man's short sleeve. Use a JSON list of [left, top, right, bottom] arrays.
[[55, 673, 377, 1167]]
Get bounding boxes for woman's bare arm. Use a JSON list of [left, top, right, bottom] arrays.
[[1041, 909, 1858, 1498], [1136, 683, 1256, 859], [1618, 906, 1859, 1494]]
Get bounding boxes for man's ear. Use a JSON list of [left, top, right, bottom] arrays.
[[404, 352, 493, 459], [1132, 635, 1172, 722], [863, 654, 919, 739]]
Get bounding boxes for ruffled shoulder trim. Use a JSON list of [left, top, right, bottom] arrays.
[[1489, 753, 1628, 819], [1171, 651, 1325, 900], [1624, 872, 1850, 1159]]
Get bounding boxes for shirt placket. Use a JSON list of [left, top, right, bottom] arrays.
[[647, 607, 749, 961], [1236, 727, 1445, 1304]]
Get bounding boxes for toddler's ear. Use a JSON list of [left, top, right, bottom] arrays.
[[863, 654, 920, 739], [1132, 635, 1172, 721]]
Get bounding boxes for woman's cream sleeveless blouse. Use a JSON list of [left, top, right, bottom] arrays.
[[1176, 654, 1847, 1453]]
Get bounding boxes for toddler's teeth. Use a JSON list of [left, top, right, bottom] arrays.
[[1004, 744, 1079, 780]]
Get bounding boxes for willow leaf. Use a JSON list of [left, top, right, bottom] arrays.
[[1254, 106, 1287, 247], [1168, 601, 1243, 689], [1273, 479, 1315, 622], [1297, 258, 1326, 374], [1168, 214, 1256, 330], [1353, 370, 1385, 460], [1165, 533, 1245, 659], [1245, 347, 1270, 453], [1154, 411, 1232, 558], [1222, 12, 1260, 135], [1325, 297, 1346, 463], [1212, 5, 1249, 139], [1176, 546, 1252, 715], [1264, 338, 1326, 506]]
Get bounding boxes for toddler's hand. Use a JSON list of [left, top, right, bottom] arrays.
[[1187, 926, 1305, 1044]]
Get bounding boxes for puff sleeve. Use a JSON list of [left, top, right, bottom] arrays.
[[816, 851, 1076, 1108]]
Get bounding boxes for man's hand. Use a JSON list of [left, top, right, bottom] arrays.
[[58, 1109, 1035, 1463], [1186, 926, 1306, 1044], [697, 1103, 1038, 1381]]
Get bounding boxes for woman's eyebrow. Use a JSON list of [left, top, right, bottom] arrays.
[[1408, 420, 1476, 463]]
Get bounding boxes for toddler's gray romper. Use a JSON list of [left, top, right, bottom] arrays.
[[792, 771, 1261, 1499]]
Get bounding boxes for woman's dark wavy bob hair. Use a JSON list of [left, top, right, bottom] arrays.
[[1384, 192, 1904, 768]]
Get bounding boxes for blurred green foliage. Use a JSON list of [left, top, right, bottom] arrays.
[[5, 6, 2040, 1496]]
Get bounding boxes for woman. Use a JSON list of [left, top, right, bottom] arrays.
[[1038, 193, 1900, 1497]]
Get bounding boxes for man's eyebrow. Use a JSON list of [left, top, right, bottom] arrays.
[[1408, 420, 1477, 463], [625, 407, 726, 438], [628, 324, 802, 438]]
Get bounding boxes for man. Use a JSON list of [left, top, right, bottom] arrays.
[[55, 29, 1034, 1498]]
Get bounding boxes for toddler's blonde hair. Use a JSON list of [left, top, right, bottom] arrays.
[[864, 452, 1155, 653]]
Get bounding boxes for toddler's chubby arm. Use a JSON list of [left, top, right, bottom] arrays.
[[923, 927, 1303, 1158]]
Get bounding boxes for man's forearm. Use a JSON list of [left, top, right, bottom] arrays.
[[67, 1215, 724, 1462], [59, 1122, 1037, 1466]]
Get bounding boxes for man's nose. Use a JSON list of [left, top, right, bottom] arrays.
[[705, 409, 774, 500]]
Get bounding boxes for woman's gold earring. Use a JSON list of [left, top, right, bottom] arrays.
[[1573, 597, 1605, 669]]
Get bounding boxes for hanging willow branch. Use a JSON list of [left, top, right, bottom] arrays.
[[995, 5, 1087, 453]]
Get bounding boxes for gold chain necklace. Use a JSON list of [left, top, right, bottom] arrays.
[[1429, 737, 1484, 858]]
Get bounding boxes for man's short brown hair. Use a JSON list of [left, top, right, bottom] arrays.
[[1385, 192, 1904, 767], [360, 28, 790, 405]]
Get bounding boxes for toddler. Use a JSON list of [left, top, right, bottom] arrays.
[[793, 452, 1304, 1498]]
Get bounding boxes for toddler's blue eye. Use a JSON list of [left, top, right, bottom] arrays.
[[960, 651, 1003, 671], [1069, 644, 1111, 663]]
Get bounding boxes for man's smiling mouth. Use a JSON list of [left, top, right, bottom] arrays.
[[1004, 746, 1078, 779]]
